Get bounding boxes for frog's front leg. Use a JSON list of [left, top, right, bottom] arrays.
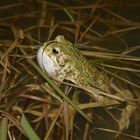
[[26, 64, 72, 98], [54, 63, 72, 82]]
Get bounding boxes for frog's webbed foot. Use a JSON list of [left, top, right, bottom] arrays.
[[118, 104, 136, 131], [25, 84, 43, 91], [25, 80, 61, 92]]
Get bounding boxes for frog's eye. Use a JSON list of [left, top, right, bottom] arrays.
[[52, 48, 59, 55]]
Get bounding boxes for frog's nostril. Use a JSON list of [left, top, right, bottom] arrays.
[[52, 48, 59, 55]]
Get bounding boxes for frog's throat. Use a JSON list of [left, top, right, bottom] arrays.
[[37, 47, 61, 75]]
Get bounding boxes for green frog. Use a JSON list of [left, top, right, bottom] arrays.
[[37, 35, 135, 131]]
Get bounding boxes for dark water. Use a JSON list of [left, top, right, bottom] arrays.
[[0, 0, 140, 139]]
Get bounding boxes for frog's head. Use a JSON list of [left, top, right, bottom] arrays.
[[37, 35, 76, 79]]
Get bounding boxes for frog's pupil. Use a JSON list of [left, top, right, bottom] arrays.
[[52, 48, 59, 55]]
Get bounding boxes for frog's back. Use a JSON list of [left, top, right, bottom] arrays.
[[65, 44, 109, 91]]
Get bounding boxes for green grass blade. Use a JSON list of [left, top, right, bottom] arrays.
[[21, 113, 41, 140], [0, 117, 8, 140], [0, 50, 3, 58], [63, 8, 74, 21], [20, 48, 92, 123]]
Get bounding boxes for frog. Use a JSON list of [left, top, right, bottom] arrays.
[[37, 35, 135, 131], [37, 36, 109, 96]]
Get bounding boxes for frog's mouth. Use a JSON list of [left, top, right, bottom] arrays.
[[37, 46, 61, 76]]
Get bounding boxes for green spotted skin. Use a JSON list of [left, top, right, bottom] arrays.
[[42, 35, 108, 92]]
